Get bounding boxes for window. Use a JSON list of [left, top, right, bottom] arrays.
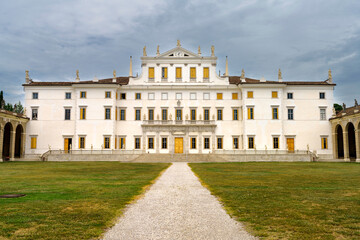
[[105, 91, 111, 98], [65, 109, 71, 120], [162, 109, 168, 121], [148, 93, 155, 100], [204, 138, 210, 149], [80, 108, 86, 120], [65, 92, 72, 99], [135, 138, 141, 149], [161, 93, 168, 100], [191, 138, 197, 149], [320, 92, 325, 99], [233, 109, 238, 120], [148, 67, 155, 79], [80, 91, 86, 98], [190, 67, 196, 79], [104, 137, 110, 149], [217, 93, 223, 100], [135, 93, 141, 100], [232, 93, 238, 100], [162, 138, 167, 149], [176, 93, 182, 100], [176, 67, 182, 79], [273, 137, 279, 149], [148, 109, 154, 121], [233, 137, 239, 149], [287, 93, 293, 99], [321, 137, 328, 149], [203, 93, 210, 100], [190, 93, 197, 100], [191, 109, 196, 121], [105, 108, 111, 120], [32, 92, 38, 99], [203, 67, 209, 79], [176, 109, 182, 120], [79, 137, 85, 149], [32, 108, 38, 120], [320, 108, 326, 120], [272, 91, 278, 98], [247, 91, 253, 98], [31, 137, 37, 149], [204, 109, 210, 121], [217, 138, 223, 149], [217, 109, 223, 120], [288, 108, 294, 120], [115, 108, 118, 120], [272, 107, 278, 119], [120, 93, 126, 99], [248, 137, 254, 149], [247, 107, 254, 119], [120, 137, 126, 149], [162, 67, 168, 79], [120, 109, 126, 120], [135, 109, 141, 120], [148, 138, 154, 149]]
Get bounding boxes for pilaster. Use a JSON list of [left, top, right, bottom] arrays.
[[198, 132, 202, 154], [343, 131, 350, 161], [355, 129, 360, 162], [9, 130, 16, 161], [156, 132, 160, 153], [332, 132, 338, 159], [21, 132, 26, 158], [0, 128, 3, 162]]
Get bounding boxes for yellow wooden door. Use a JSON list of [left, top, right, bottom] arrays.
[[287, 138, 294, 152], [64, 138, 69, 153], [175, 138, 183, 153]]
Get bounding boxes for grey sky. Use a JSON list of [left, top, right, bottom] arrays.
[[0, 0, 359, 105]]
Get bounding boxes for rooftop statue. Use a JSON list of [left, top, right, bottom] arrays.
[[143, 46, 147, 56]]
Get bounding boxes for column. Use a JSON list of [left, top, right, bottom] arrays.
[[21, 132, 26, 158], [211, 133, 215, 153], [0, 128, 3, 162], [9, 130, 16, 161], [343, 130, 350, 161], [332, 132, 338, 159], [198, 132, 202, 154], [142, 132, 146, 153], [156, 132, 160, 153], [170, 133, 174, 154], [185, 131, 189, 154], [356, 129, 360, 162]]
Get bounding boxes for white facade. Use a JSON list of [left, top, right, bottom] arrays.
[[23, 43, 335, 157]]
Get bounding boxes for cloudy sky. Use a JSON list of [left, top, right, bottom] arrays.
[[0, 0, 359, 105]]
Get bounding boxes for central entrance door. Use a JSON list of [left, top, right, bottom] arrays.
[[64, 138, 72, 153], [174, 137, 183, 153], [287, 138, 294, 153]]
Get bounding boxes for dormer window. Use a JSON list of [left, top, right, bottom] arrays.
[[148, 67, 155, 81]]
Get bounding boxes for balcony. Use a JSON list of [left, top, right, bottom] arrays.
[[142, 120, 216, 126]]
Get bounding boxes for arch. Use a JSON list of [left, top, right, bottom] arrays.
[[346, 122, 356, 159], [15, 124, 24, 158], [336, 124, 344, 158], [2, 122, 13, 161]]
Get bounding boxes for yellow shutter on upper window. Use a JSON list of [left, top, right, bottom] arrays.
[[232, 93, 238, 99], [272, 91, 278, 98], [164, 67, 168, 78], [79, 137, 81, 149], [190, 67, 196, 79], [247, 91, 253, 98], [217, 93, 223, 100], [80, 108, 83, 119], [176, 67, 182, 78], [203, 67, 209, 78], [149, 67, 154, 79], [115, 137, 117, 149]]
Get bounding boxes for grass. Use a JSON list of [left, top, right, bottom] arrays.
[[0, 161, 169, 240], [190, 162, 360, 240]]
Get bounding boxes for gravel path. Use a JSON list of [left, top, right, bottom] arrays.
[[102, 162, 257, 240]]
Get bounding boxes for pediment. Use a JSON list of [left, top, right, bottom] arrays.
[[158, 46, 200, 58]]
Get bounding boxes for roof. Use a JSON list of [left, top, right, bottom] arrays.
[[0, 109, 29, 119], [228, 76, 336, 86], [22, 77, 129, 87], [330, 105, 360, 120]]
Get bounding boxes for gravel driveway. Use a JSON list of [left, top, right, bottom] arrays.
[[102, 162, 256, 240]]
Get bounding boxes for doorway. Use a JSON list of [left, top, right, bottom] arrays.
[[174, 137, 183, 153], [287, 138, 294, 153], [64, 138, 72, 153]]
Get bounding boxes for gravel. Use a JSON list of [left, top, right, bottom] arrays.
[[102, 162, 257, 240]]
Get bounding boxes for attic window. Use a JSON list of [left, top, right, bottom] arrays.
[[169, 54, 174, 56], [184, 54, 189, 56]]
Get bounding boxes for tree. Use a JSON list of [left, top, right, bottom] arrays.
[[4, 103, 13, 112], [334, 103, 343, 113], [14, 101, 24, 114], [0, 91, 4, 109]]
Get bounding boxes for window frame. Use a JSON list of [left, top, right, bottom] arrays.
[[135, 109, 141, 121], [272, 107, 279, 120], [319, 92, 325, 99], [204, 109, 210, 121], [148, 109, 154, 121], [190, 67, 196, 80], [247, 91, 253, 98], [65, 92, 72, 99], [217, 109, 223, 120], [104, 137, 110, 149], [233, 137, 239, 149], [79, 136, 85, 149], [80, 107, 86, 120], [105, 91, 111, 98], [32, 92, 38, 99], [80, 91, 86, 99], [191, 137, 197, 149], [120, 109, 126, 120], [248, 137, 254, 149], [135, 93, 141, 100], [162, 137, 168, 149], [287, 92, 293, 99], [204, 137, 210, 149], [216, 93, 223, 100], [148, 137, 154, 149], [32, 108, 38, 120], [247, 107, 254, 120], [272, 91, 278, 98], [217, 137, 223, 149], [287, 108, 294, 120], [232, 93, 238, 100], [148, 67, 155, 79], [105, 108, 111, 120], [64, 108, 71, 120], [321, 137, 328, 149], [135, 137, 141, 149], [273, 137, 279, 149], [233, 109, 238, 120]]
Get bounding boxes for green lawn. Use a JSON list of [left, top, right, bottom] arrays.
[[0, 161, 169, 240], [190, 162, 360, 240]]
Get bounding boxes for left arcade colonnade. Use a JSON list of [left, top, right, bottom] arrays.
[[0, 110, 29, 162]]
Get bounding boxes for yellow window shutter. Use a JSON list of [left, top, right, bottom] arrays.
[[149, 67, 154, 78], [247, 91, 253, 98], [272, 91, 278, 98], [190, 67, 196, 78], [79, 137, 81, 148], [217, 93, 222, 100], [115, 138, 117, 149], [80, 108, 83, 119], [176, 67, 182, 78], [164, 68, 168, 78], [203, 67, 209, 78], [116, 92, 118, 99], [232, 93, 238, 99]]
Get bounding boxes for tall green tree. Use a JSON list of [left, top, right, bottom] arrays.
[[0, 91, 4, 109], [4, 103, 13, 112], [14, 101, 24, 114], [334, 103, 343, 113]]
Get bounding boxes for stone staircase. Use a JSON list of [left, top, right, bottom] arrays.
[[132, 154, 227, 163]]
